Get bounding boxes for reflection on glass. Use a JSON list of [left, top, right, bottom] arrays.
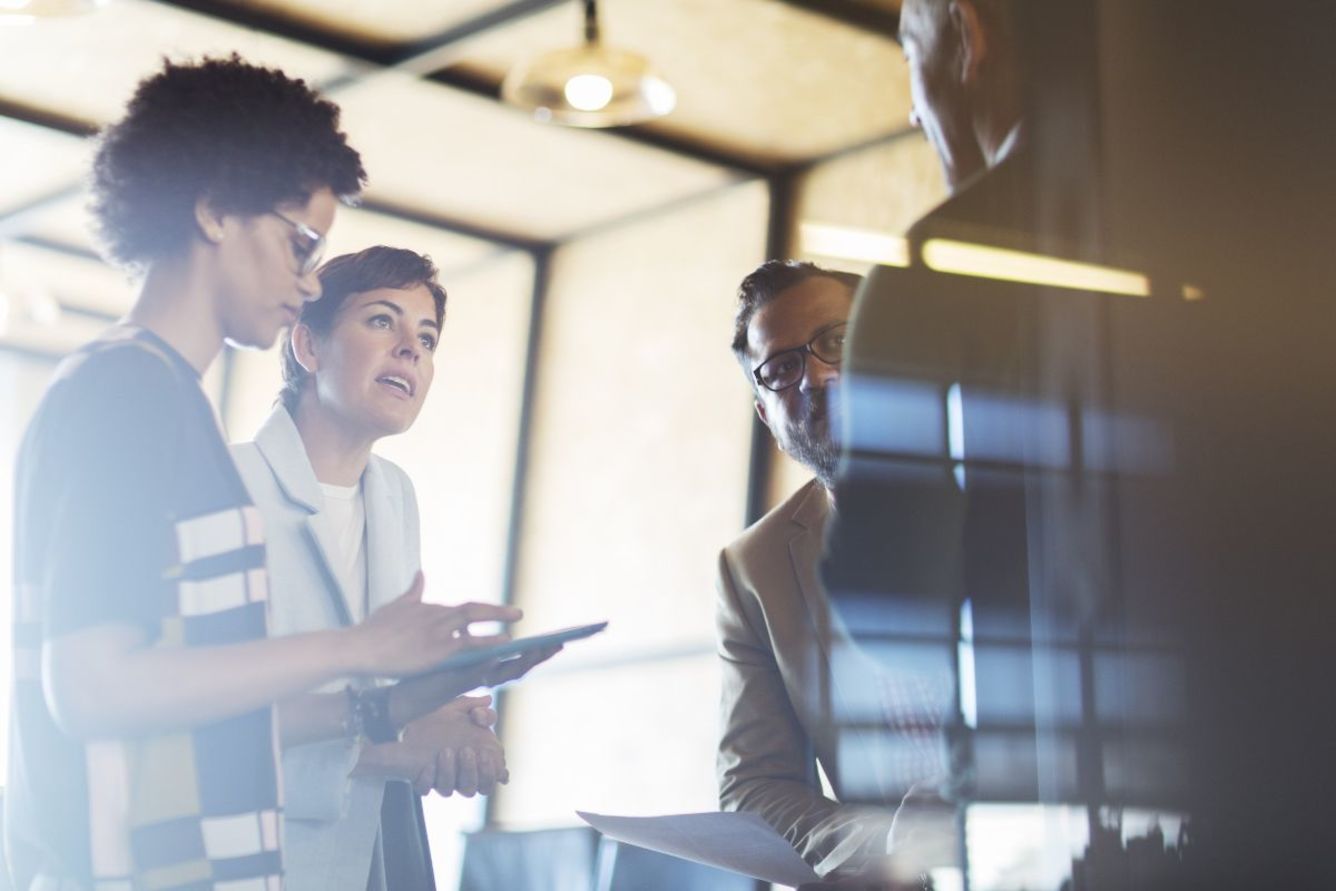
[[799, 222, 911, 268], [921, 239, 1151, 297], [822, 266, 1192, 889]]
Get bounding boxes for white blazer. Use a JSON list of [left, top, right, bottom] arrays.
[[232, 405, 422, 891]]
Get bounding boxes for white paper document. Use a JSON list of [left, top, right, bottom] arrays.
[[576, 810, 821, 887]]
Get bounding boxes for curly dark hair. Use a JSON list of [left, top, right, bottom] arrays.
[[731, 259, 862, 369], [91, 54, 366, 268], [278, 246, 448, 415]]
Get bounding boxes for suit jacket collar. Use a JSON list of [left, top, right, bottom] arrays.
[[786, 478, 832, 530], [361, 457, 403, 614], [786, 480, 896, 801], [254, 405, 323, 513], [785, 480, 837, 669]]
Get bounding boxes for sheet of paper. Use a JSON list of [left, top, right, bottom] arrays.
[[576, 810, 820, 887]]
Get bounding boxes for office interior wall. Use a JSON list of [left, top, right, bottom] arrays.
[[495, 181, 769, 826], [796, 133, 946, 242]]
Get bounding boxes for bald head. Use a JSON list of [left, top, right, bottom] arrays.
[[899, 0, 1023, 191]]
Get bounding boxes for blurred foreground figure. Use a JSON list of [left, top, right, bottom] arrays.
[[715, 261, 955, 885], [899, 0, 1036, 250], [900, 0, 1024, 197], [5, 57, 520, 891], [828, 0, 1336, 889]]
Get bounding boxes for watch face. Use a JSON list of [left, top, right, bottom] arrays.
[[349, 685, 398, 744]]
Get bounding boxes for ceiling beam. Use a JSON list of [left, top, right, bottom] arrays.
[[0, 98, 95, 138], [149, 0, 401, 64], [0, 89, 762, 250], [772, 0, 900, 37], [357, 198, 550, 254], [0, 186, 83, 240], [147, 0, 774, 177], [152, 0, 570, 69], [0, 98, 553, 249], [0, 100, 93, 238], [389, 0, 569, 73], [2, 1, 891, 248], [10, 234, 104, 264], [782, 125, 919, 175], [425, 67, 773, 178]]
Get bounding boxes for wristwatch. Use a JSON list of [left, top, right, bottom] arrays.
[[344, 685, 398, 744]]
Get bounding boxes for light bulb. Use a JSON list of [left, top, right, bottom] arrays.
[[563, 74, 614, 112]]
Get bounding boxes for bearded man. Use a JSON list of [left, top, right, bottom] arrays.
[[714, 260, 907, 880]]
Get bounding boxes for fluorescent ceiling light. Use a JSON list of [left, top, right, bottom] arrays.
[[799, 222, 910, 268], [922, 238, 1151, 297]]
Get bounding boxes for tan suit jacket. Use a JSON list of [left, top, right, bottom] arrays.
[[716, 479, 896, 879]]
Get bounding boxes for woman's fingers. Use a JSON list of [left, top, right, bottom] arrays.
[[412, 756, 436, 796], [440, 602, 522, 633], [354, 596, 523, 677], [456, 747, 479, 797], [477, 747, 506, 796], [435, 747, 457, 797]]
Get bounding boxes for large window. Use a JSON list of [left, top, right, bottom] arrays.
[[496, 182, 769, 826]]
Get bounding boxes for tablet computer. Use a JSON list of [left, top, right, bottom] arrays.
[[422, 621, 608, 675]]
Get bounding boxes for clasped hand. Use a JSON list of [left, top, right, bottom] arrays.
[[355, 695, 506, 797]]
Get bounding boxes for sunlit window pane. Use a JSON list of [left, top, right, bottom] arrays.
[[498, 182, 768, 827]]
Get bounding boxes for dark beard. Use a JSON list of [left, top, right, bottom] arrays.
[[784, 395, 841, 490]]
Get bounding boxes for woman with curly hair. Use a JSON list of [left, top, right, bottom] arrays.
[[6, 56, 520, 891]]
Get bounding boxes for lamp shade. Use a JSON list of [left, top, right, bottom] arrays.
[[501, 43, 676, 128], [0, 0, 106, 21]]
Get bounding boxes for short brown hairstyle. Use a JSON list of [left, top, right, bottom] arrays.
[[279, 246, 448, 413]]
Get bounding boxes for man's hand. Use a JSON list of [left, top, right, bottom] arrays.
[[884, 781, 958, 882], [354, 695, 508, 797]]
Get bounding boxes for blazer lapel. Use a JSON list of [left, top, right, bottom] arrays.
[[361, 458, 406, 614], [788, 481, 838, 671], [788, 482, 897, 803], [254, 406, 354, 627]]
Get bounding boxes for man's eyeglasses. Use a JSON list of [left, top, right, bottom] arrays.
[[270, 211, 325, 276], [753, 322, 847, 392]]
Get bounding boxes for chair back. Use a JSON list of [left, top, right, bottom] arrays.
[[459, 826, 601, 891], [595, 839, 761, 891]]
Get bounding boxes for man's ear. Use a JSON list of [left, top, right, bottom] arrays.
[[193, 195, 227, 245], [950, 0, 989, 86], [290, 323, 320, 375], [754, 398, 784, 452]]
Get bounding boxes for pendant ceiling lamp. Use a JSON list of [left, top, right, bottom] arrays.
[[501, 0, 675, 128], [0, 0, 107, 24]]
